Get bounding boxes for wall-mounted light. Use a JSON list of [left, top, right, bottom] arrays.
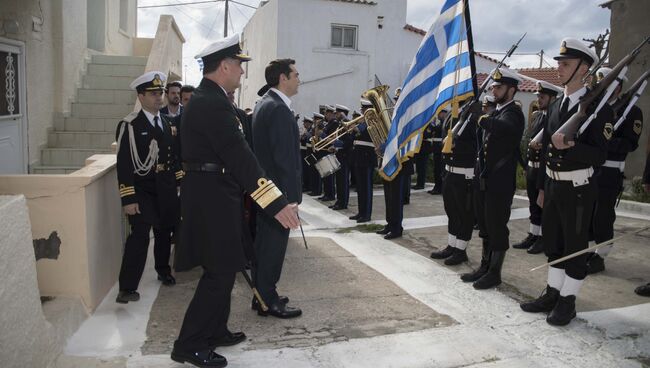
[[377, 16, 384, 29]]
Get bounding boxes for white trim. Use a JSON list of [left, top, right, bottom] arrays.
[[0, 37, 27, 173]]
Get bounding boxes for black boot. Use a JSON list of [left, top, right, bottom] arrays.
[[527, 236, 544, 254], [473, 250, 505, 290], [430, 245, 454, 259], [376, 226, 390, 235], [520, 285, 560, 313], [586, 254, 605, 275], [460, 242, 489, 282], [546, 295, 577, 326], [444, 248, 468, 265], [513, 233, 536, 249]]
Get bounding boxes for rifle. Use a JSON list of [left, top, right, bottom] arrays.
[[552, 36, 649, 146], [441, 33, 527, 154], [611, 69, 650, 130]]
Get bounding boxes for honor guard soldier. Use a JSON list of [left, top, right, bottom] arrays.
[[414, 118, 434, 190], [513, 81, 561, 254], [115, 71, 182, 304], [330, 104, 353, 210], [300, 116, 314, 192], [587, 67, 643, 274], [307, 112, 325, 196], [432, 105, 478, 267], [349, 99, 378, 223], [172, 34, 299, 367], [520, 38, 613, 326], [470, 68, 525, 290], [424, 109, 448, 193], [318, 105, 338, 202]]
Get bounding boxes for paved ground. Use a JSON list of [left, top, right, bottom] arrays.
[[56, 182, 650, 368]]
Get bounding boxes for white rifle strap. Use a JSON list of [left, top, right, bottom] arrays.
[[613, 80, 647, 131], [578, 66, 628, 136]]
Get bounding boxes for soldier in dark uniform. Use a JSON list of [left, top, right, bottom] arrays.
[[424, 110, 448, 193], [300, 117, 314, 192], [318, 105, 338, 201], [587, 67, 643, 274], [413, 119, 434, 190], [172, 34, 299, 367], [307, 112, 325, 196], [520, 38, 613, 326], [376, 157, 413, 240], [638, 146, 650, 297], [349, 99, 377, 223], [329, 104, 353, 210], [115, 71, 182, 304], [513, 81, 561, 254], [470, 68, 525, 290], [431, 106, 478, 267]]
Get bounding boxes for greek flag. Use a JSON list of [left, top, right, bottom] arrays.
[[380, 0, 476, 180]]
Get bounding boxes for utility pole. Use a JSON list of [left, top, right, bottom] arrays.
[[539, 49, 544, 68], [223, 0, 229, 37]]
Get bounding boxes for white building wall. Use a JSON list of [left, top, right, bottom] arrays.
[[240, 0, 422, 118]]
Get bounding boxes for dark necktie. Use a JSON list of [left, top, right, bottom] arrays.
[[154, 116, 163, 134], [560, 97, 569, 117]]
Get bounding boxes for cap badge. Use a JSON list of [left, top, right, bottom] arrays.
[[493, 69, 502, 80], [152, 74, 163, 87], [560, 41, 567, 54]]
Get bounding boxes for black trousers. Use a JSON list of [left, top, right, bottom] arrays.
[[335, 161, 350, 207], [526, 166, 542, 226], [474, 182, 513, 252], [592, 167, 623, 244], [414, 151, 430, 187], [403, 175, 411, 203], [253, 210, 290, 304], [119, 216, 173, 291], [383, 172, 405, 233], [354, 165, 374, 218], [432, 150, 443, 188], [323, 174, 335, 198], [310, 163, 322, 195], [443, 172, 474, 241], [543, 179, 598, 280], [174, 269, 236, 352]]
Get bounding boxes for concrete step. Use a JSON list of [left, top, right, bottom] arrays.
[[91, 54, 147, 66], [71, 102, 134, 119], [41, 148, 113, 166], [76, 88, 136, 104], [48, 131, 115, 149], [63, 117, 121, 133], [87, 63, 144, 78], [83, 75, 133, 90], [30, 165, 82, 174]]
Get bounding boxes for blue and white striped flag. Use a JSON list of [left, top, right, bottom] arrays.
[[380, 0, 476, 180]]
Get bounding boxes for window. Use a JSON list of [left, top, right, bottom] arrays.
[[119, 0, 129, 32], [331, 24, 357, 49]]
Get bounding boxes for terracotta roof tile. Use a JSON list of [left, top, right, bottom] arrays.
[[403, 24, 426, 36], [477, 67, 562, 93]]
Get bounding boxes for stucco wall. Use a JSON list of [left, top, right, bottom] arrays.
[[606, 0, 650, 178], [104, 0, 137, 56]]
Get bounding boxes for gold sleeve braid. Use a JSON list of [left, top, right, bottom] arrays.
[[175, 170, 185, 180], [119, 184, 135, 198], [251, 178, 283, 209]]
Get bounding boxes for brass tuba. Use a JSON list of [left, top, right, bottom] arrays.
[[362, 85, 392, 157]]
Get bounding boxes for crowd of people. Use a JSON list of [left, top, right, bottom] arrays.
[[112, 32, 648, 367]]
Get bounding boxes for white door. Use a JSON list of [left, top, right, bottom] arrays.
[[0, 40, 27, 174]]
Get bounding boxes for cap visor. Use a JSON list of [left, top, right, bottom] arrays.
[[235, 53, 252, 61]]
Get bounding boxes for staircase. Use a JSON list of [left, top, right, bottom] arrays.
[[31, 55, 147, 174]]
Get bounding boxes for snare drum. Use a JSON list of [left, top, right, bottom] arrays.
[[314, 154, 341, 178]]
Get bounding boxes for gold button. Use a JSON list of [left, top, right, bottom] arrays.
[[549, 152, 553, 157]]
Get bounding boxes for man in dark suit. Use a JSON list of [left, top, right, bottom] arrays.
[[115, 71, 182, 304], [471, 67, 525, 290], [349, 100, 377, 223], [252, 59, 303, 319], [172, 35, 299, 368]]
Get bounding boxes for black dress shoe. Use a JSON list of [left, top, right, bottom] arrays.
[[171, 349, 227, 368], [308, 192, 320, 196], [349, 214, 361, 220], [444, 248, 468, 265], [251, 295, 289, 310], [586, 254, 605, 275], [429, 186, 442, 195], [635, 283, 650, 297], [116, 290, 140, 304], [527, 237, 545, 254], [258, 301, 302, 318], [412, 185, 424, 190], [158, 274, 176, 286], [212, 330, 246, 347], [376, 226, 390, 235], [520, 285, 559, 313], [384, 231, 402, 240], [328, 203, 339, 208], [513, 233, 536, 249], [331, 204, 346, 210], [546, 295, 577, 326], [320, 196, 335, 201], [356, 217, 371, 223], [430, 245, 454, 259]]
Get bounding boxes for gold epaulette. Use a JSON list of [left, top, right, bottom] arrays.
[[251, 178, 283, 209], [122, 111, 139, 124], [119, 184, 135, 198], [175, 170, 184, 180]]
